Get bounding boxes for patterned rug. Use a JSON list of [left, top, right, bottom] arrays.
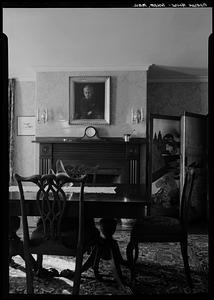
[[8, 232, 208, 295]]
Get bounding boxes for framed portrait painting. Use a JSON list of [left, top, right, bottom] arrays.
[[69, 76, 110, 125]]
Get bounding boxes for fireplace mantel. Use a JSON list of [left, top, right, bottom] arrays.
[[33, 137, 145, 144], [34, 137, 146, 184]]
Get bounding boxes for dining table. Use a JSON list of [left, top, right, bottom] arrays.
[[9, 183, 148, 288]]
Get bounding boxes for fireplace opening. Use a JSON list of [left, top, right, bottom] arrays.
[[56, 161, 124, 184], [86, 173, 122, 184], [63, 165, 123, 184]]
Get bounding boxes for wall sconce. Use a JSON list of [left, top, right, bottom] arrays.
[[131, 107, 144, 124], [37, 108, 48, 123]]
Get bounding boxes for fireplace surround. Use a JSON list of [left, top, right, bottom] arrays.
[[34, 137, 145, 184]]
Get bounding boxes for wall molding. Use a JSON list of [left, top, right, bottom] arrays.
[[13, 69, 208, 83], [10, 65, 151, 81], [14, 78, 36, 82], [148, 76, 208, 83], [32, 64, 151, 72]]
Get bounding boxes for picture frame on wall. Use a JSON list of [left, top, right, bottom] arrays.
[[69, 76, 110, 125], [17, 116, 36, 136]]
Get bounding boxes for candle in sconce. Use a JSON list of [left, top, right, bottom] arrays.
[[141, 108, 144, 122], [131, 108, 134, 123], [37, 108, 40, 122], [45, 108, 48, 122], [37, 108, 48, 123]]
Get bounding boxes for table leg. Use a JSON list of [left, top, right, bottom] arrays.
[[81, 245, 97, 273]]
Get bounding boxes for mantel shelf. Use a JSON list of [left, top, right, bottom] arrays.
[[33, 137, 146, 144]]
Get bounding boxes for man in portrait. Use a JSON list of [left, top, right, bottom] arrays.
[[74, 84, 104, 119]]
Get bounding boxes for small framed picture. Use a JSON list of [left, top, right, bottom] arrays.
[[17, 116, 36, 136], [69, 76, 110, 125]]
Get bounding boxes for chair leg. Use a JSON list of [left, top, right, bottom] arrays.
[[126, 241, 137, 284], [180, 240, 193, 288], [73, 250, 84, 295], [134, 244, 139, 263], [25, 252, 34, 294], [37, 254, 43, 271]]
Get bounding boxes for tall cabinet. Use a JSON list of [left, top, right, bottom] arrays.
[[147, 112, 208, 222]]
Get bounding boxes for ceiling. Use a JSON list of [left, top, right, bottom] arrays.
[[3, 8, 212, 80]]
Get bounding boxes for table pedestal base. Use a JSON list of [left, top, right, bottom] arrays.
[[82, 218, 129, 287]]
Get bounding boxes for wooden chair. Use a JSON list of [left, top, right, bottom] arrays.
[[126, 167, 196, 288], [14, 172, 100, 295]]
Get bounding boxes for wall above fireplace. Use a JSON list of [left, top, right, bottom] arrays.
[[36, 70, 147, 139]]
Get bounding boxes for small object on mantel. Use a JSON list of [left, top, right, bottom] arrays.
[[63, 138, 73, 142], [84, 126, 97, 138], [124, 134, 131, 142], [81, 126, 105, 141], [124, 129, 135, 142]]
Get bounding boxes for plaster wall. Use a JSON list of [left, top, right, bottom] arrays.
[[147, 82, 208, 116], [14, 81, 36, 176]]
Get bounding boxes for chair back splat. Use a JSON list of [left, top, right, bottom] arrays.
[[16, 173, 86, 245]]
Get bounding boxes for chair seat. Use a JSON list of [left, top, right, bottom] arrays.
[[30, 218, 100, 250], [131, 216, 184, 241]]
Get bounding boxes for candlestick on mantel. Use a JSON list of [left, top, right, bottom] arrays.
[[131, 108, 134, 123]]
